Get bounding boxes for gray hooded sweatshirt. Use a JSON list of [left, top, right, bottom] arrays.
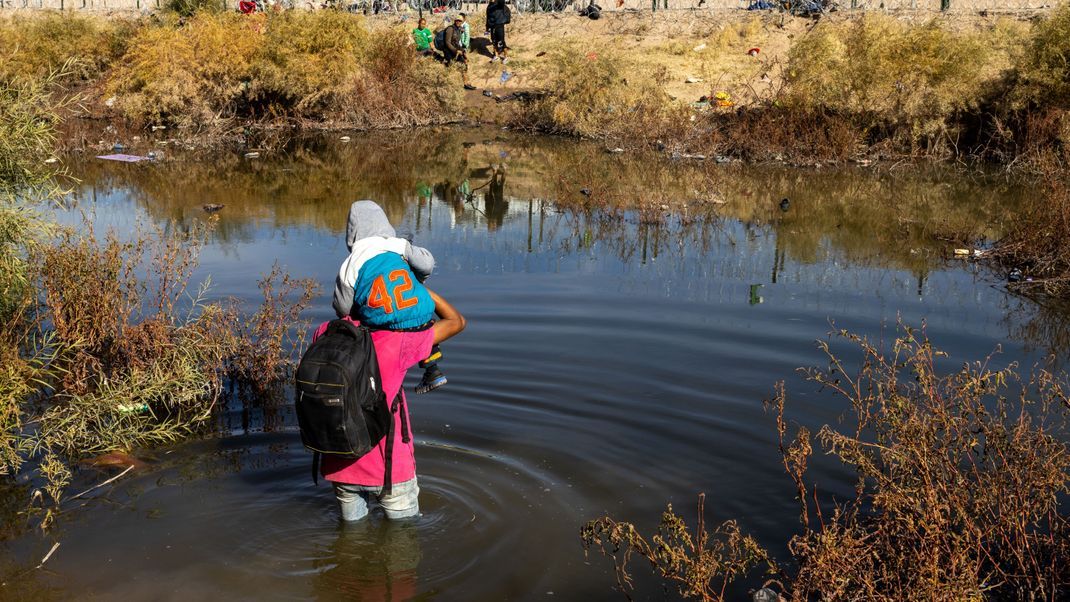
[[332, 200, 436, 319]]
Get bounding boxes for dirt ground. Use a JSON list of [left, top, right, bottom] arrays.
[[364, 9, 1039, 123]]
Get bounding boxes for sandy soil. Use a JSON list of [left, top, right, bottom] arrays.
[[366, 9, 1038, 122]]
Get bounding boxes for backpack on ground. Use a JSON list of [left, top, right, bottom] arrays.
[[434, 28, 447, 52], [295, 319, 408, 493]]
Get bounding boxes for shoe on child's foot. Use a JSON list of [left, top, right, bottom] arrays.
[[501, 57, 508, 65], [490, 55, 500, 63], [415, 366, 447, 394]]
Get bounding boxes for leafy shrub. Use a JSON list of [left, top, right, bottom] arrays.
[[108, 12, 462, 127], [254, 10, 369, 113], [108, 12, 262, 127], [0, 14, 133, 84], [166, 0, 224, 18], [786, 16, 999, 148], [1011, 4, 1070, 111]]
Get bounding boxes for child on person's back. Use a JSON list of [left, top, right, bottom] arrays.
[[333, 200, 447, 394]]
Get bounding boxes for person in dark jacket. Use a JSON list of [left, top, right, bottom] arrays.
[[485, 0, 509, 63], [443, 17, 476, 90]]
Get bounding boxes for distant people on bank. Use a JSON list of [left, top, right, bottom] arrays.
[[485, 0, 511, 64], [438, 16, 477, 90], [412, 18, 436, 57], [458, 13, 471, 53]]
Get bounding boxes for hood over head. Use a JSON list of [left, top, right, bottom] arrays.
[[345, 200, 396, 250]]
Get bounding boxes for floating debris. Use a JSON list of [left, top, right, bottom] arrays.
[[749, 283, 764, 305], [97, 154, 151, 163]]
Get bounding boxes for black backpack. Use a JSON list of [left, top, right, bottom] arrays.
[[434, 28, 447, 52], [294, 319, 408, 492]]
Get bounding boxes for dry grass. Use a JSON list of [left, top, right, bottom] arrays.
[[584, 324, 1070, 600], [0, 212, 318, 519], [784, 15, 1020, 152], [582, 494, 779, 601], [0, 13, 134, 84], [107, 11, 462, 128], [507, 41, 690, 148]]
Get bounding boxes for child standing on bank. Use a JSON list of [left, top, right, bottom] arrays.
[[332, 200, 448, 394]]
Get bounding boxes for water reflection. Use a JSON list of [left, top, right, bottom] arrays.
[[312, 522, 421, 602], [64, 128, 1025, 279], [15, 128, 1062, 600]]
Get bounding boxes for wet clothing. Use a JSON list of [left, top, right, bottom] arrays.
[[334, 478, 420, 521], [333, 201, 436, 330], [317, 319, 435, 489], [412, 27, 433, 51]]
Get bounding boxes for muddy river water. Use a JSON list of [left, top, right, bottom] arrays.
[[3, 128, 1060, 600]]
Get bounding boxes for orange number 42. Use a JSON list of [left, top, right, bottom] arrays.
[[367, 270, 419, 315]]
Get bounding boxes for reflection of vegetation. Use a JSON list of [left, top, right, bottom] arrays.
[[66, 130, 1032, 277], [585, 325, 1070, 601]]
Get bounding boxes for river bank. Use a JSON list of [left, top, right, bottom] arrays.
[[2, 7, 1069, 164]]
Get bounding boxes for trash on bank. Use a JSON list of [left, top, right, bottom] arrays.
[[748, 47, 761, 56], [116, 402, 150, 414], [97, 153, 151, 163], [693, 43, 707, 52], [203, 204, 225, 213], [953, 248, 987, 258], [685, 75, 704, 84], [244, 151, 260, 159]]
